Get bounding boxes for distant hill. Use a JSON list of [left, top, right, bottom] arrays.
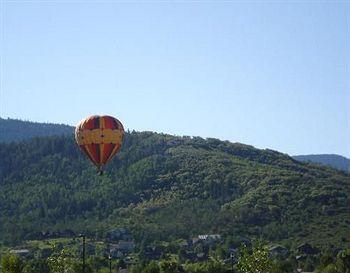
[[0, 117, 74, 142], [293, 154, 350, 173], [0, 121, 349, 249]]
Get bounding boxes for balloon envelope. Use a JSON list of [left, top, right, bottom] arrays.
[[75, 115, 124, 170]]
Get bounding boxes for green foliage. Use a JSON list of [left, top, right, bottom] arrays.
[[203, 258, 226, 273], [0, 118, 73, 143], [316, 249, 350, 273], [319, 264, 339, 273], [47, 248, 77, 273], [293, 154, 350, 173], [1, 254, 22, 273], [184, 263, 207, 273], [143, 261, 160, 273], [335, 249, 350, 273], [159, 260, 180, 273], [236, 243, 273, 273], [130, 264, 144, 273], [184, 259, 227, 273], [22, 259, 50, 273], [271, 259, 294, 273], [87, 256, 107, 272], [0, 121, 349, 248]]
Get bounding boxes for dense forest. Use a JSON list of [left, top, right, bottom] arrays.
[[0, 120, 349, 252], [0, 118, 73, 143], [293, 154, 350, 173]]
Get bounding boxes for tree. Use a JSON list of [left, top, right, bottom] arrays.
[[204, 258, 226, 273], [317, 264, 340, 273], [236, 243, 273, 273], [185, 263, 206, 273], [1, 254, 22, 273], [130, 264, 144, 273], [315, 249, 350, 273], [159, 260, 180, 273], [88, 256, 106, 273], [47, 248, 77, 273], [271, 259, 294, 273], [22, 259, 49, 273], [143, 261, 160, 273], [335, 249, 350, 273]]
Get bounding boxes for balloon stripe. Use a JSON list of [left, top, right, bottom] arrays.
[[80, 145, 95, 164], [110, 116, 116, 129], [100, 116, 106, 129], [86, 144, 99, 166], [104, 116, 115, 129], [102, 143, 115, 164], [117, 119, 124, 131], [82, 145, 98, 166], [99, 117, 105, 165], [85, 116, 97, 130], [76, 129, 122, 145], [106, 143, 121, 163], [85, 145, 96, 165], [94, 117, 100, 129], [99, 143, 104, 165], [103, 117, 111, 129], [112, 118, 119, 130]]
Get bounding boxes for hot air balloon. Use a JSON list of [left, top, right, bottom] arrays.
[[75, 115, 124, 174]]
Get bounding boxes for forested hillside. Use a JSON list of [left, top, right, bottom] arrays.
[[1, 130, 349, 250], [293, 154, 350, 173], [0, 118, 73, 142]]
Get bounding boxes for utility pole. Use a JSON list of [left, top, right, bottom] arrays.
[[231, 252, 234, 273], [109, 254, 112, 273], [80, 234, 86, 273]]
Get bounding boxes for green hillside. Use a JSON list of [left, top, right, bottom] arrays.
[[0, 130, 349, 250], [293, 154, 350, 173], [0, 118, 73, 143]]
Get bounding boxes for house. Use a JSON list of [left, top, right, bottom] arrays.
[[110, 248, 124, 259], [296, 255, 307, 262], [61, 229, 76, 237], [296, 270, 315, 273], [144, 246, 163, 260], [10, 249, 30, 257], [85, 244, 96, 256], [297, 243, 319, 255], [106, 228, 132, 242], [115, 241, 135, 253], [196, 252, 207, 262], [124, 256, 136, 266], [229, 247, 239, 253], [38, 247, 53, 258], [269, 245, 289, 258], [179, 240, 189, 249], [230, 237, 251, 249], [182, 251, 197, 262], [198, 234, 221, 241], [197, 234, 222, 246], [192, 237, 200, 245]]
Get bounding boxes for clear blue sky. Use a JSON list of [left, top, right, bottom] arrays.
[[1, 1, 349, 157]]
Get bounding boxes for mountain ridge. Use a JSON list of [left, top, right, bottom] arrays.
[[1, 117, 348, 161], [0, 117, 73, 143], [293, 154, 350, 173], [0, 121, 349, 249]]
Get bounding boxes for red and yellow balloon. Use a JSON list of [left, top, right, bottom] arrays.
[[75, 115, 124, 174]]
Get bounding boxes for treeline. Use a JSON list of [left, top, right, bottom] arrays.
[[293, 154, 350, 173], [0, 131, 349, 249], [0, 118, 73, 143], [2, 243, 350, 273]]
